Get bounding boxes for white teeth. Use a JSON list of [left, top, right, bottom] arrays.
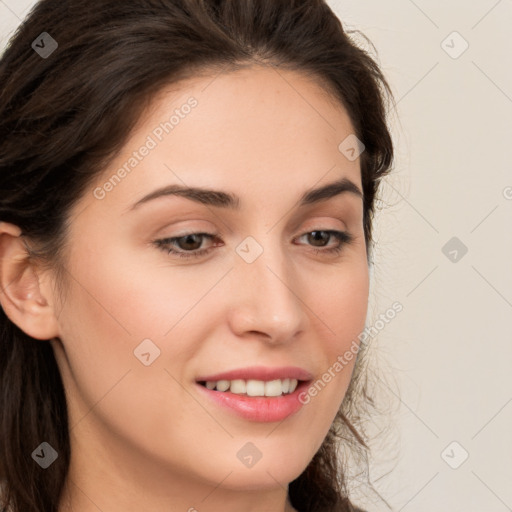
[[202, 378, 300, 396], [230, 379, 246, 394], [264, 379, 283, 397], [246, 380, 265, 396], [215, 380, 230, 392]]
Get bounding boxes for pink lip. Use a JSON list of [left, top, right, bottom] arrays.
[[195, 366, 314, 423], [196, 379, 311, 423], [195, 365, 314, 382]]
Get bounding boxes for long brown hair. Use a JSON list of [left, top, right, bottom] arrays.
[[0, 1, 394, 510]]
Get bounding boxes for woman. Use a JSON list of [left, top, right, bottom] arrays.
[[0, 0, 394, 511]]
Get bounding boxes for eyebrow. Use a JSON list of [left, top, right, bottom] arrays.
[[129, 176, 363, 211]]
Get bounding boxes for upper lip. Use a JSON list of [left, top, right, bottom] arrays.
[[196, 366, 314, 382]]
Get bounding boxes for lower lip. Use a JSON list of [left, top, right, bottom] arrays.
[[195, 381, 310, 422]]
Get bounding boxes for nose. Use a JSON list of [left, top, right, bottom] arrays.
[[226, 241, 308, 344]]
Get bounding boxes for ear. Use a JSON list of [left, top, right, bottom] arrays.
[[0, 221, 60, 340]]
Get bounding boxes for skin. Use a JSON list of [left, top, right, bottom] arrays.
[[0, 65, 369, 512]]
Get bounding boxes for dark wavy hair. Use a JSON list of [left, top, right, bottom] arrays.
[[0, 1, 394, 511]]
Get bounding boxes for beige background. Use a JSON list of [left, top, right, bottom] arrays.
[[1, 1, 511, 510]]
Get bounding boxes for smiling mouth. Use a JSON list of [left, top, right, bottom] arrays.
[[197, 378, 306, 397]]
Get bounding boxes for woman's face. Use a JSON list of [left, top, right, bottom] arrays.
[[49, 65, 369, 508]]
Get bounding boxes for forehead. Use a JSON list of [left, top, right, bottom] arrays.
[[81, 64, 362, 217]]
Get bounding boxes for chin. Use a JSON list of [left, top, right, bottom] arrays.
[[216, 463, 306, 492], [210, 446, 312, 491]]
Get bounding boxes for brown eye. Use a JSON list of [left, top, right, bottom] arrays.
[[307, 231, 331, 247], [174, 234, 205, 251], [153, 232, 218, 260], [295, 230, 353, 256]]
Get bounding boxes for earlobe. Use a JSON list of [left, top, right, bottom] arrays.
[[0, 221, 60, 340]]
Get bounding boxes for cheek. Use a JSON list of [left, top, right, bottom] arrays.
[[64, 240, 219, 341], [55, 248, 218, 450], [55, 242, 231, 428], [310, 259, 369, 351], [303, 260, 369, 406], [283, 262, 369, 459]]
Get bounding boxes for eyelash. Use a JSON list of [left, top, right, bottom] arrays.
[[152, 230, 354, 260]]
